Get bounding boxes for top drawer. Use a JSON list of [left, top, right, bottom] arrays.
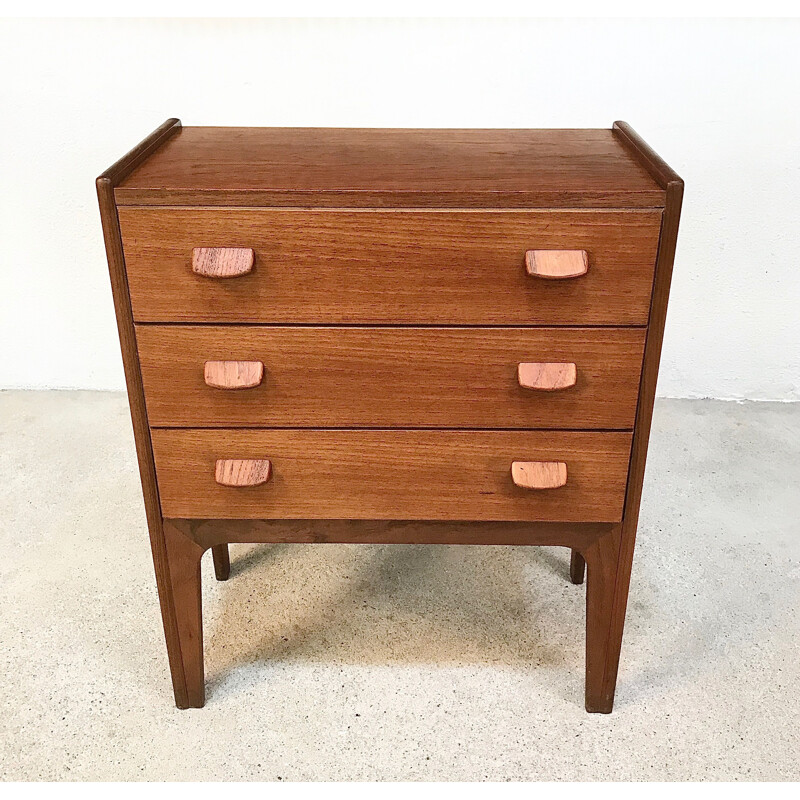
[[119, 209, 661, 325]]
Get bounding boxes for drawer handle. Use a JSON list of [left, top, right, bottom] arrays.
[[204, 360, 264, 390], [511, 461, 567, 490], [517, 362, 577, 391], [525, 250, 588, 280], [215, 459, 272, 487], [192, 247, 254, 278]]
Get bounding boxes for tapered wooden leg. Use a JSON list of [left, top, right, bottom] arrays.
[[162, 520, 206, 709], [211, 543, 231, 581], [583, 524, 625, 713], [569, 549, 585, 584]]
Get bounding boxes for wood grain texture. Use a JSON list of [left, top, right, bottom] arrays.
[[137, 326, 646, 429], [214, 459, 272, 487], [119, 209, 662, 325], [511, 461, 567, 490], [582, 524, 623, 712], [101, 120, 682, 713], [151, 429, 633, 522], [525, 250, 589, 280], [517, 362, 577, 391], [588, 121, 685, 712], [96, 118, 194, 709], [203, 360, 264, 390], [613, 121, 682, 191], [114, 127, 665, 208], [162, 519, 206, 708], [172, 517, 614, 549], [192, 247, 254, 278]]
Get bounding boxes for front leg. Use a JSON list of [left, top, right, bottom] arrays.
[[162, 519, 207, 708]]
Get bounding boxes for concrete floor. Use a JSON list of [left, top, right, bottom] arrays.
[[0, 391, 798, 781]]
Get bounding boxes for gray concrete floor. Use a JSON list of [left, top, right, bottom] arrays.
[[0, 391, 798, 781]]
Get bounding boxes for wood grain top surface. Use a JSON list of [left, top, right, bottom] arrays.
[[115, 127, 665, 208]]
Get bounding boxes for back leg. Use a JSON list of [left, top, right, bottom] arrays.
[[570, 549, 586, 585], [211, 544, 230, 581]]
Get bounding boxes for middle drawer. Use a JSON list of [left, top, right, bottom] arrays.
[[138, 326, 645, 429]]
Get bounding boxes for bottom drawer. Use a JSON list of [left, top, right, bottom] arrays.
[[152, 429, 632, 522]]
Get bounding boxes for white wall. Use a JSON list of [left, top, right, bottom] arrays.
[[1, 18, 798, 400]]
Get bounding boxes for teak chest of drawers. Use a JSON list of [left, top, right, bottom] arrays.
[[97, 120, 682, 712]]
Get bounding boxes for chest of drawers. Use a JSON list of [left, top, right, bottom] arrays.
[[97, 120, 682, 712]]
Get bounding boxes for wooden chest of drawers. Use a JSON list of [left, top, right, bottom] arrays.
[[98, 120, 682, 712]]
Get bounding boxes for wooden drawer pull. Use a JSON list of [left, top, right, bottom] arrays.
[[525, 250, 588, 280], [517, 362, 577, 391], [215, 459, 272, 487], [204, 360, 264, 390], [511, 461, 567, 490], [192, 247, 254, 278]]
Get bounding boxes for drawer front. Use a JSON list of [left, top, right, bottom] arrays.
[[138, 326, 645, 429], [119, 209, 661, 324], [151, 429, 632, 521]]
